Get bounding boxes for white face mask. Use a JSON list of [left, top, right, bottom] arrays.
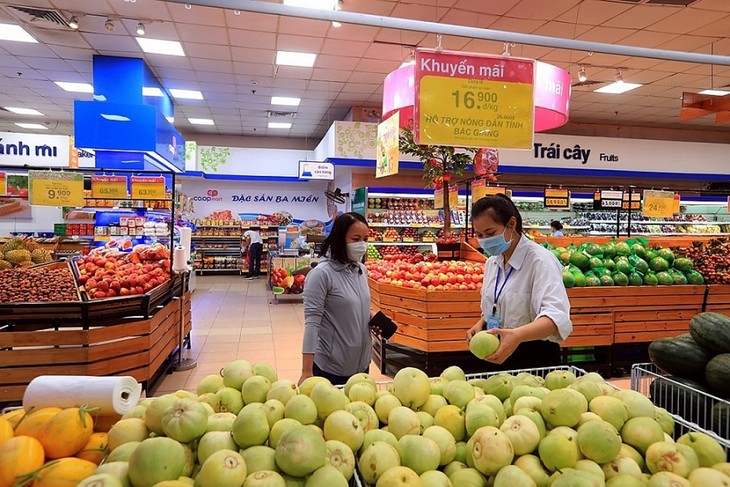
[[346, 241, 368, 262]]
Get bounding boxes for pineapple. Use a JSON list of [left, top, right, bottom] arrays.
[[30, 248, 52, 264], [2, 237, 27, 253], [4, 249, 31, 265], [0, 260, 11, 270]]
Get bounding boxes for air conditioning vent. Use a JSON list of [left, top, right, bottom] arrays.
[[266, 111, 297, 119], [4, 5, 71, 29], [572, 80, 605, 88]]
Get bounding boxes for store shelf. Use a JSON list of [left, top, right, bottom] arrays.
[[370, 242, 436, 246], [369, 223, 465, 228], [192, 235, 240, 238], [589, 220, 720, 225], [525, 225, 590, 230], [197, 247, 241, 251]]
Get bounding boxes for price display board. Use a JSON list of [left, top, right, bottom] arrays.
[[544, 188, 571, 210], [92, 175, 128, 199], [622, 192, 641, 211], [599, 190, 624, 210], [415, 49, 534, 149], [643, 190, 675, 218], [0, 172, 6, 195], [472, 179, 511, 201], [28, 170, 84, 207], [131, 176, 165, 199]]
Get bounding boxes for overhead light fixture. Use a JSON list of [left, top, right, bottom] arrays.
[[136, 37, 185, 56], [699, 89, 730, 96], [0, 22, 37, 43], [166, 116, 175, 124], [185, 3, 192, 9], [268, 122, 292, 129], [143, 87, 164, 97], [55, 81, 94, 93], [578, 66, 587, 83], [283, 0, 338, 9], [15, 123, 47, 130], [189, 118, 214, 125], [136, 22, 145, 36], [169, 89, 204, 100], [595, 82, 642, 94], [501, 42, 514, 57], [233, 10, 241, 15], [276, 50, 316, 68], [615, 69, 624, 84], [332, 0, 342, 27], [68, 16, 79, 30], [4, 107, 43, 116], [271, 96, 301, 106], [105, 18, 115, 32]]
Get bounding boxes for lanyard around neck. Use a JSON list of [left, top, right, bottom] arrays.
[[493, 266, 514, 309]]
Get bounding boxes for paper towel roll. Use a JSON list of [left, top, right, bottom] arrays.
[[178, 226, 192, 262], [23, 376, 142, 415], [172, 245, 188, 272]]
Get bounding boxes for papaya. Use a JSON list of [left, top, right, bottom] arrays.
[[38, 407, 94, 459]]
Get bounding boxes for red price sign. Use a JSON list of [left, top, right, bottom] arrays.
[[0, 172, 6, 196], [131, 176, 165, 199]]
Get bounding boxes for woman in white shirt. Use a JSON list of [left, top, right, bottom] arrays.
[[466, 194, 572, 369]]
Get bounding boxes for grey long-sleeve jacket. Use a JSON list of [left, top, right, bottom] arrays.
[[302, 257, 371, 378]]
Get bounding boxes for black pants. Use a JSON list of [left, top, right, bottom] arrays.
[[248, 243, 262, 276], [313, 362, 368, 387], [481, 339, 561, 373]]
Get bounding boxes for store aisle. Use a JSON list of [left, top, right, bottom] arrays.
[[155, 275, 392, 394]]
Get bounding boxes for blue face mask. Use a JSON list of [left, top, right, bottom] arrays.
[[478, 227, 512, 256]]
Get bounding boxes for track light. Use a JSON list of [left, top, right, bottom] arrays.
[[501, 42, 514, 57], [578, 66, 587, 83], [615, 69, 624, 84], [136, 22, 145, 36], [68, 16, 79, 30], [104, 18, 114, 32], [332, 1, 342, 27], [185, 3, 192, 9], [233, 10, 241, 15]]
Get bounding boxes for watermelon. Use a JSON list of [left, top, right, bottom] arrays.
[[656, 271, 673, 286], [711, 402, 730, 438], [650, 257, 670, 272], [613, 271, 629, 286], [705, 354, 730, 398], [689, 312, 730, 354], [673, 257, 694, 272], [648, 334, 713, 380], [628, 272, 643, 286]]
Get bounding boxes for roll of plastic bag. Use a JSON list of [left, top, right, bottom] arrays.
[[23, 375, 142, 415]]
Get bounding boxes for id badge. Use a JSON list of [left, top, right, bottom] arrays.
[[486, 313, 500, 330]]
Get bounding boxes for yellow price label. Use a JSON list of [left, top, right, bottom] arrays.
[[544, 188, 571, 209], [434, 188, 444, 209], [643, 190, 675, 218], [415, 51, 535, 149], [0, 172, 6, 195], [28, 170, 84, 207], [131, 176, 165, 199], [472, 180, 509, 201], [92, 175, 127, 199]]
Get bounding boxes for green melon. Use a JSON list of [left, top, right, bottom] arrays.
[[570, 252, 590, 272], [650, 257, 670, 272], [673, 258, 693, 272], [643, 273, 658, 286], [602, 243, 617, 259], [628, 272, 643, 286], [631, 244, 647, 260], [656, 271, 673, 286], [600, 275, 614, 287], [658, 248, 675, 263], [615, 242, 631, 256], [612, 272, 629, 287]]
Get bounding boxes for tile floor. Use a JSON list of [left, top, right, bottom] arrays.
[[155, 275, 392, 395], [156, 275, 631, 394]]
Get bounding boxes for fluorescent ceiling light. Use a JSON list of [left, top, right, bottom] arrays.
[[276, 50, 316, 68], [143, 87, 164, 97], [271, 96, 301, 106], [166, 116, 175, 124], [188, 118, 214, 125], [169, 89, 204, 100], [15, 123, 47, 130], [55, 81, 94, 93], [0, 23, 37, 43], [268, 122, 292, 129], [4, 107, 43, 116], [283, 0, 338, 9], [699, 89, 730, 96], [136, 37, 185, 56], [594, 82, 642, 94]]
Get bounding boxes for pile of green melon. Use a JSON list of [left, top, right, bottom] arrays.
[[82, 361, 730, 487], [548, 240, 704, 288]]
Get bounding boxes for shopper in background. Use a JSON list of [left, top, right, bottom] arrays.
[[243, 228, 264, 280], [550, 220, 565, 237], [466, 195, 572, 369], [300, 212, 373, 385]]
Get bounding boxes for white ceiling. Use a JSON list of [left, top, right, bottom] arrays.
[[0, 0, 729, 140]]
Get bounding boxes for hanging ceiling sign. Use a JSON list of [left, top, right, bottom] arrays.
[[643, 190, 675, 218], [28, 170, 84, 207], [298, 161, 334, 181], [414, 49, 535, 150]]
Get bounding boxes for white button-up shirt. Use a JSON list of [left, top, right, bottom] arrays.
[[480, 236, 572, 343]]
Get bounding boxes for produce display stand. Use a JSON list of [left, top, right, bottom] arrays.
[[631, 362, 730, 454]]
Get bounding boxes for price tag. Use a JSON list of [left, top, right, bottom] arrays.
[[131, 176, 165, 199], [448, 185, 459, 207], [599, 190, 624, 209], [434, 188, 444, 209], [28, 170, 84, 207], [0, 172, 6, 195], [472, 179, 509, 201], [544, 188, 571, 210], [643, 190, 675, 218], [623, 192, 641, 211], [673, 194, 681, 214], [92, 175, 127, 199], [415, 49, 534, 149]]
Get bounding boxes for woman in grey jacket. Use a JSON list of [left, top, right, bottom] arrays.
[[299, 212, 372, 385]]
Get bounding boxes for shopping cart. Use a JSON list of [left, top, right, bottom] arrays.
[[631, 362, 730, 454]]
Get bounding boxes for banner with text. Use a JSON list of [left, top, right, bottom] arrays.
[[415, 49, 534, 149], [376, 112, 400, 178]]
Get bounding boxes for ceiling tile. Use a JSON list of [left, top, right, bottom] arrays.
[[231, 47, 275, 65], [167, 3, 226, 26], [229, 29, 276, 49], [80, 33, 140, 53], [278, 16, 330, 38], [455, 0, 520, 16], [275, 34, 324, 53], [321, 38, 371, 57], [190, 58, 234, 73]]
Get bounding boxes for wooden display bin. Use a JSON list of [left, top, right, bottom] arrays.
[[0, 293, 192, 403], [704, 284, 730, 316]]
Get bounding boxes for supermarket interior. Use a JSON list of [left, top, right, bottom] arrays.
[[1, 0, 730, 485]]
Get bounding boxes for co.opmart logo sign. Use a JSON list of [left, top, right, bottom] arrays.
[[192, 189, 223, 202]]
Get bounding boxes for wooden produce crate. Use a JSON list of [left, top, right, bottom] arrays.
[[0, 293, 192, 403], [704, 284, 730, 316]]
